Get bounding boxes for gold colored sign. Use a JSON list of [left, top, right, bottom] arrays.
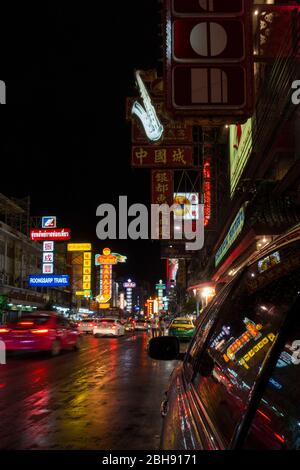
[[67, 243, 92, 252]]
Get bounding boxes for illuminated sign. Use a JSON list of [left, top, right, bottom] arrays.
[[30, 228, 71, 241], [173, 193, 199, 220], [203, 160, 211, 227], [28, 275, 69, 287], [230, 118, 252, 196], [123, 281, 136, 289], [43, 241, 54, 252], [239, 333, 276, 370], [76, 290, 92, 297], [96, 248, 126, 303], [99, 303, 110, 309], [215, 206, 245, 267], [131, 70, 164, 142], [42, 216, 57, 228], [112, 253, 127, 263], [67, 243, 92, 252], [95, 253, 118, 265], [258, 251, 281, 273], [132, 146, 194, 168], [156, 282, 166, 290], [225, 318, 262, 361], [124, 279, 135, 312]]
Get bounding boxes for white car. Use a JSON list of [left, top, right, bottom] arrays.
[[134, 320, 148, 331], [93, 318, 125, 337], [78, 318, 98, 334]]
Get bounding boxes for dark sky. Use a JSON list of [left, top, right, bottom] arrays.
[[0, 1, 165, 287]]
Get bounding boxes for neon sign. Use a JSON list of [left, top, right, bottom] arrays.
[[131, 70, 164, 142], [215, 206, 245, 267], [203, 160, 211, 227], [224, 318, 262, 361]]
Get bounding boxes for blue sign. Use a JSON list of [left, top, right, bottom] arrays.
[[42, 216, 57, 228], [28, 274, 69, 287], [215, 206, 245, 267]]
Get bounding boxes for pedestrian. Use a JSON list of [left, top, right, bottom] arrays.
[[159, 317, 166, 336], [151, 316, 159, 338]]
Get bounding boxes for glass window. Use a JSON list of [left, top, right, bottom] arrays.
[[243, 312, 300, 449], [184, 283, 234, 380], [192, 244, 300, 448]]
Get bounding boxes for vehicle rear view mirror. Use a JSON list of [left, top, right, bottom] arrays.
[[148, 336, 180, 360], [198, 351, 215, 378]]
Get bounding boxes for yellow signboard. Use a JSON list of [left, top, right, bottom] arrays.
[[99, 303, 110, 309], [230, 118, 252, 197], [76, 290, 91, 296], [84, 252, 92, 260], [67, 243, 92, 252]]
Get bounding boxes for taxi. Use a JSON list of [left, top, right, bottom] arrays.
[[168, 317, 195, 340]]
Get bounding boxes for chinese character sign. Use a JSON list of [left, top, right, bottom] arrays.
[[132, 146, 194, 168], [151, 170, 174, 205]]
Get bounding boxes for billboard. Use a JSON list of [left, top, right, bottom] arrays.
[[28, 275, 69, 287], [173, 193, 199, 220], [230, 118, 252, 196], [67, 243, 92, 252], [30, 228, 71, 241]]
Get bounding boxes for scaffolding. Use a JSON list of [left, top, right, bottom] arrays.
[[0, 193, 30, 236]]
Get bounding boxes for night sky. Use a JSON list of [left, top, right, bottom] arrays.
[[0, 1, 165, 286]]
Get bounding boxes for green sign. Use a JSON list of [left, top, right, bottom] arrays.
[[230, 118, 252, 197], [215, 207, 245, 267], [156, 283, 166, 290]]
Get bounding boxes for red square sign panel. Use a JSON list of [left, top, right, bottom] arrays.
[[165, 0, 253, 121], [173, 66, 246, 108], [172, 0, 244, 15], [173, 19, 245, 61]]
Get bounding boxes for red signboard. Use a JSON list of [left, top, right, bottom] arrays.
[[30, 228, 71, 241], [151, 170, 174, 205], [165, 0, 254, 121], [172, 0, 244, 15], [132, 119, 193, 144], [132, 146, 194, 168], [203, 159, 211, 227]]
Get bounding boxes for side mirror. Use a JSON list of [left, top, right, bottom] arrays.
[[148, 336, 180, 360], [198, 351, 215, 378]]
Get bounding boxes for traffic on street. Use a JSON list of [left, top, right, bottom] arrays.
[[0, 331, 176, 450], [1, 0, 300, 464]]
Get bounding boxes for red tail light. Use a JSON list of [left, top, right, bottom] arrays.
[[112, 326, 117, 330], [18, 321, 34, 326], [0, 328, 9, 333], [31, 329, 49, 334]]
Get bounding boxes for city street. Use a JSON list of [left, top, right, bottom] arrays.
[[0, 333, 176, 450]]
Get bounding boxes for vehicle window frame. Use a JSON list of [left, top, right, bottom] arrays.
[[186, 260, 300, 449], [183, 274, 242, 380], [235, 293, 300, 449]]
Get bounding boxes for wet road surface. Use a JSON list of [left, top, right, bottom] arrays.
[[0, 332, 177, 450]]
